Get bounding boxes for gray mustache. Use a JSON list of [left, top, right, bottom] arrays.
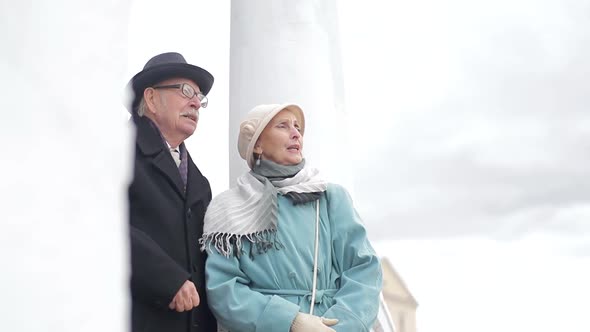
[[181, 108, 199, 118]]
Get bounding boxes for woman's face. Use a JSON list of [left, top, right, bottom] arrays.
[[254, 109, 303, 166]]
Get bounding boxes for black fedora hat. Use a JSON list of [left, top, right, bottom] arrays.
[[127, 52, 214, 111]]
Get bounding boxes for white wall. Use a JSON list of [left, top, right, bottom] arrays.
[[229, 0, 353, 191], [0, 2, 132, 331]]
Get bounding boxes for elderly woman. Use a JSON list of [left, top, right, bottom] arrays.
[[200, 103, 382, 332]]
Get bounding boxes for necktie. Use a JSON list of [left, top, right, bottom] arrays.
[[178, 147, 188, 190], [170, 148, 181, 167]]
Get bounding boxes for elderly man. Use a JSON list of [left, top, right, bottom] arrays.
[[127, 52, 216, 332]]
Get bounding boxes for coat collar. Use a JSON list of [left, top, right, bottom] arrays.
[[135, 116, 185, 197], [134, 116, 210, 203]]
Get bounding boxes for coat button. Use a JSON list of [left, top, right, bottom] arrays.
[[186, 208, 192, 219]]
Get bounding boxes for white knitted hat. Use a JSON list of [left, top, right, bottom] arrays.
[[238, 103, 305, 169]]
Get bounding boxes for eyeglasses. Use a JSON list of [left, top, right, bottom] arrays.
[[152, 83, 208, 108]]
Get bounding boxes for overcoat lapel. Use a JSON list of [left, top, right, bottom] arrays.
[[135, 116, 186, 198], [152, 151, 185, 198]]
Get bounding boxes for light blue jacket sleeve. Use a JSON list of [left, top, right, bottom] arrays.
[[322, 184, 383, 332], [205, 249, 300, 332]]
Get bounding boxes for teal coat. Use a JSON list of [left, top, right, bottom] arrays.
[[205, 184, 382, 332]]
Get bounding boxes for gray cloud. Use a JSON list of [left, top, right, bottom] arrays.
[[342, 0, 590, 240]]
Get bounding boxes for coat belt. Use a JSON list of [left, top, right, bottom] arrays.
[[251, 288, 337, 304]]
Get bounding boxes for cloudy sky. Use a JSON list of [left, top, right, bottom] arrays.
[[336, 2, 590, 330], [338, 0, 590, 239], [340, 2, 590, 330], [118, 0, 590, 331]]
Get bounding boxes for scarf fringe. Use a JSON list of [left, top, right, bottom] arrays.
[[199, 229, 284, 259]]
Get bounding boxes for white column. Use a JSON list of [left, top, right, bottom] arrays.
[[229, 0, 353, 190], [0, 1, 131, 331]]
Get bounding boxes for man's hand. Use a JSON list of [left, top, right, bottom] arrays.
[[168, 280, 200, 312]]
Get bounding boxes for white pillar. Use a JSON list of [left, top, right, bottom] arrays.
[[0, 2, 131, 331], [229, 0, 353, 190]]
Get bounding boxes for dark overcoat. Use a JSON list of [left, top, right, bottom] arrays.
[[128, 115, 217, 332]]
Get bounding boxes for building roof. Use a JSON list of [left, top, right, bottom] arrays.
[[381, 257, 418, 307]]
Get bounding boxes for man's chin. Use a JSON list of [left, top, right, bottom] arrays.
[[179, 127, 197, 139], [183, 122, 198, 132]]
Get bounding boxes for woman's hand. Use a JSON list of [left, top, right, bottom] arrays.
[[290, 313, 338, 332]]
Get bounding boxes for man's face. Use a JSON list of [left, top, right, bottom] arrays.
[[147, 77, 203, 144]]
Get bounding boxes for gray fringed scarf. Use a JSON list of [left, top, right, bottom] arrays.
[[199, 159, 327, 258], [251, 159, 324, 205]]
